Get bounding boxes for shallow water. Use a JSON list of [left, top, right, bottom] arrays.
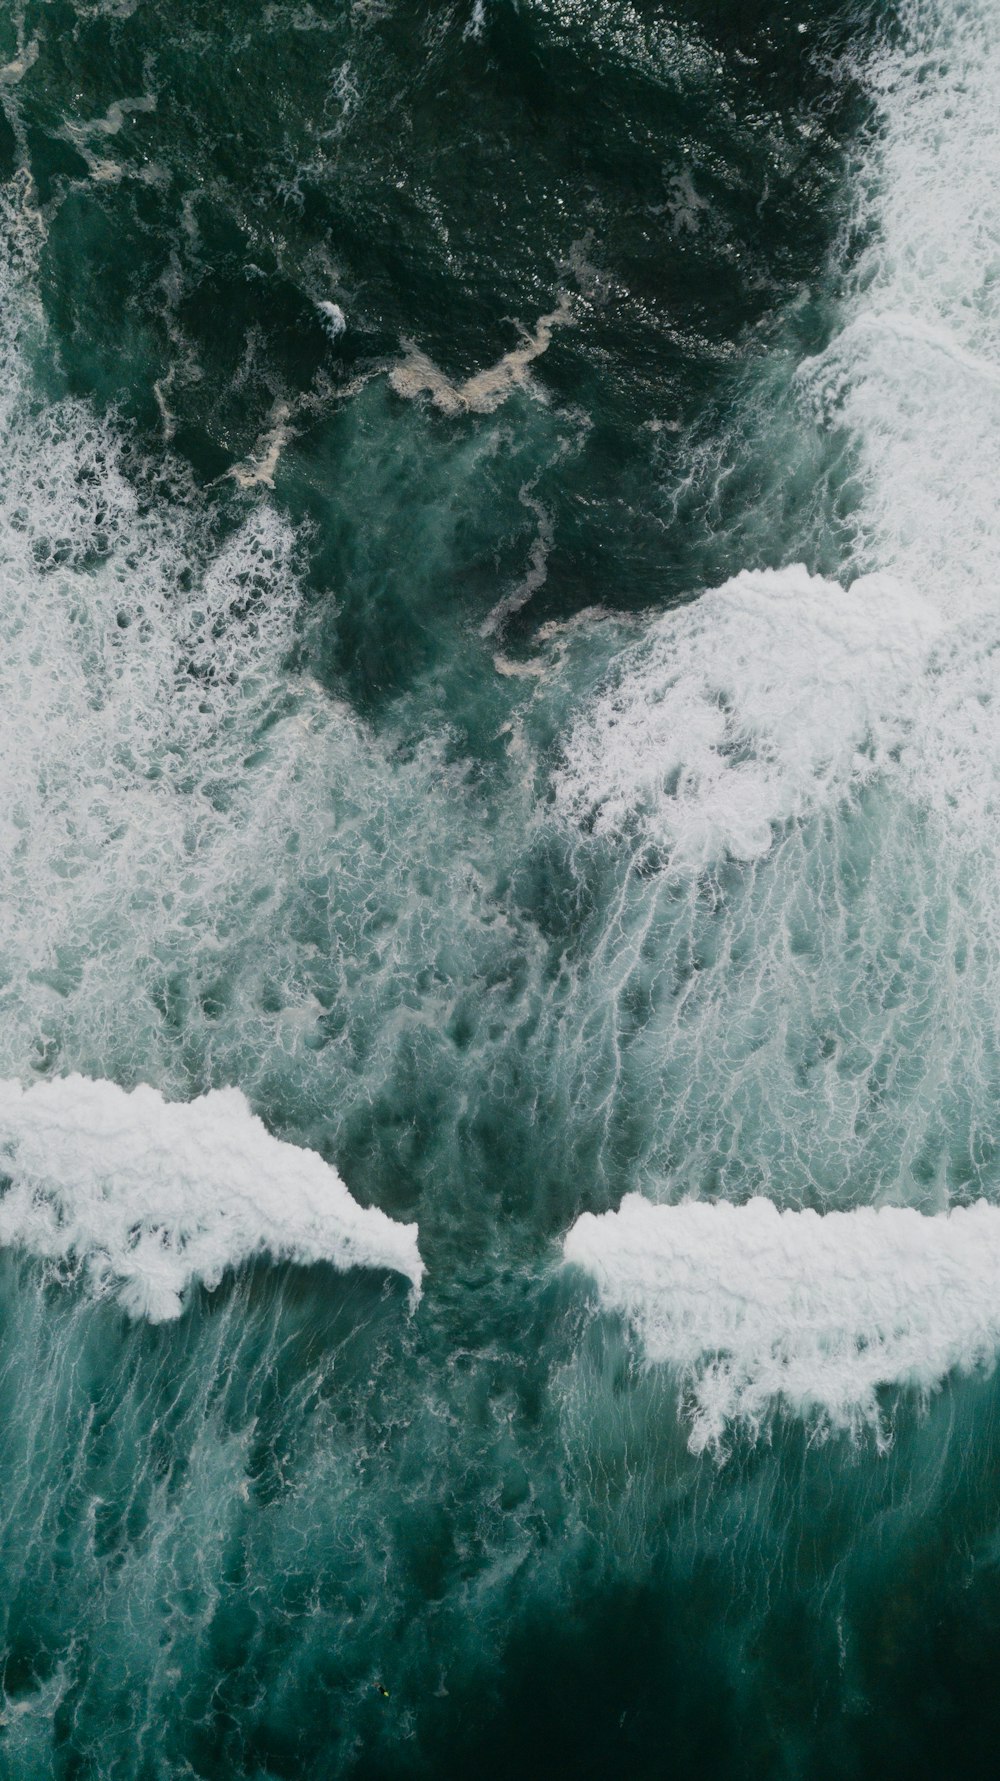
[[0, 0, 998, 1774]]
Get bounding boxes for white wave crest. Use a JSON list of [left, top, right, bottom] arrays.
[[0, 1075, 423, 1321], [552, 565, 939, 866], [564, 1195, 1000, 1454]]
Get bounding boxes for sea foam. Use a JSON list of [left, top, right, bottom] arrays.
[[552, 565, 939, 866], [0, 1075, 423, 1320], [553, 1, 1000, 868], [564, 1195, 1000, 1454]]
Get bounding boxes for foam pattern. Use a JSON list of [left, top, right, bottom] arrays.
[[0, 186, 328, 1085], [554, 0, 1000, 866], [541, 0, 1000, 1229]]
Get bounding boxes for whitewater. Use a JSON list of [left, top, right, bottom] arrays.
[[0, 1075, 422, 1319], [558, 0, 1000, 1461], [565, 1197, 1000, 1453], [0, 0, 998, 1773]]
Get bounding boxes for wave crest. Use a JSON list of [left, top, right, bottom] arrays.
[[565, 1194, 1000, 1455], [0, 1075, 423, 1320]]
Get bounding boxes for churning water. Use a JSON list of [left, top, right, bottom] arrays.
[[0, 0, 998, 1774]]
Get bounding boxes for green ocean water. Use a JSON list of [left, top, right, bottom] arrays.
[[2, 0, 1000, 1774]]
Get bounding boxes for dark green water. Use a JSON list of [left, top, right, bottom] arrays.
[[2, 0, 1000, 1773]]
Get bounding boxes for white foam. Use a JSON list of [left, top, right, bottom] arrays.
[[823, 0, 1000, 625], [317, 299, 346, 341], [786, 0, 1000, 849], [0, 180, 400, 1089], [229, 398, 295, 487], [463, 0, 487, 40], [554, 2, 1000, 866], [552, 565, 939, 866], [0, 1075, 423, 1320], [564, 1195, 1000, 1454]]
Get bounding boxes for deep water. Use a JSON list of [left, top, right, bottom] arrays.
[[1, 0, 1000, 1775]]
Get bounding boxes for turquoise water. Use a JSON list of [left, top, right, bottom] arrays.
[[2, 0, 1000, 1773]]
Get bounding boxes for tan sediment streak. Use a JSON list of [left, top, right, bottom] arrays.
[[389, 291, 574, 414]]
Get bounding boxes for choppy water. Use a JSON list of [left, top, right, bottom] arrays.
[[1, 0, 999, 1774]]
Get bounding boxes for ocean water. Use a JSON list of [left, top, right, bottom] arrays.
[[1, 0, 999, 1773]]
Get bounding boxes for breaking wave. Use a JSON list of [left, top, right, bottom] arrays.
[[552, 565, 939, 867], [565, 1195, 1000, 1454], [0, 1074, 423, 1320]]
